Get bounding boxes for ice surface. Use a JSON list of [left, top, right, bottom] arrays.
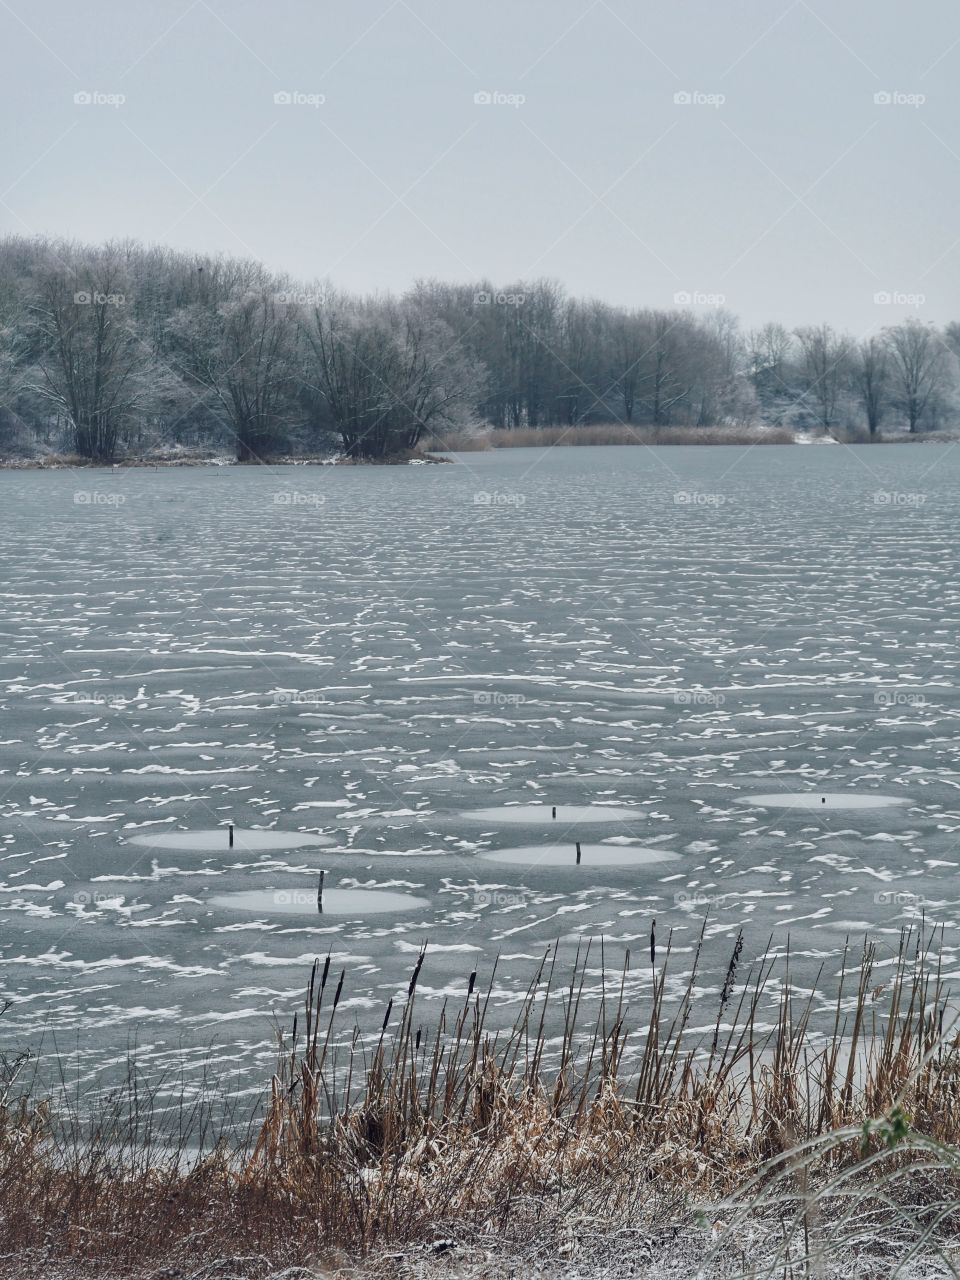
[[1, 447, 957, 1093]]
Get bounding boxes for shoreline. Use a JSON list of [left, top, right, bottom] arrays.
[[1, 432, 956, 469], [0, 452, 453, 470], [0, 929, 955, 1278]]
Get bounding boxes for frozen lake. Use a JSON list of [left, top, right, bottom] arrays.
[[1, 444, 958, 1093]]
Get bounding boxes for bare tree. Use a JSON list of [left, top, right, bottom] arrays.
[[645, 311, 693, 425], [793, 324, 850, 430], [747, 322, 792, 393], [609, 309, 653, 424], [168, 285, 302, 461], [304, 295, 485, 459], [853, 335, 890, 437], [884, 319, 948, 434], [944, 320, 960, 362], [689, 310, 750, 426], [26, 250, 146, 460], [553, 297, 609, 424]]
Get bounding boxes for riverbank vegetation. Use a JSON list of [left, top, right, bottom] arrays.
[[1, 926, 958, 1277], [1, 236, 958, 464]]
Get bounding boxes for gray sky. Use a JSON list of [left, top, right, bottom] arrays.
[[2, 0, 957, 332]]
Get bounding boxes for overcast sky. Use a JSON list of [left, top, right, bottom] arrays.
[[1, 0, 956, 332]]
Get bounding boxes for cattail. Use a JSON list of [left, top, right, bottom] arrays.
[[467, 970, 477, 997], [650, 919, 656, 967], [720, 930, 744, 1010], [381, 998, 393, 1032], [712, 930, 745, 1056], [332, 969, 345, 1009], [408, 946, 426, 997]]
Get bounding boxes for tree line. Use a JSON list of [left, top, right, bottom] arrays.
[[0, 235, 957, 461]]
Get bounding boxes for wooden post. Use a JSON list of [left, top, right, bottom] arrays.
[[317, 869, 325, 914], [552, 806, 557, 819], [575, 841, 581, 865], [228, 823, 234, 848]]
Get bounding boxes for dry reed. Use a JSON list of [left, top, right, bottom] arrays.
[[432, 423, 796, 449], [0, 926, 957, 1275]]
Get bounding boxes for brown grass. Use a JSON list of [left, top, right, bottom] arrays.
[[0, 927, 957, 1275], [434, 424, 796, 449]]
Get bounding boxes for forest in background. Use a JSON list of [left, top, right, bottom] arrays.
[[0, 235, 957, 461]]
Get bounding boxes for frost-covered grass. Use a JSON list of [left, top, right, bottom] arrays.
[[2, 926, 959, 1277]]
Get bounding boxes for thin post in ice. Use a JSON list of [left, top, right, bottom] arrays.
[[317, 869, 325, 914], [228, 823, 234, 848], [576, 841, 582, 865]]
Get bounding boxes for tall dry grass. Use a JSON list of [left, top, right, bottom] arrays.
[[0, 927, 958, 1274], [432, 423, 796, 449]]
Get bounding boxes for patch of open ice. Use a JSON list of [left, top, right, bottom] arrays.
[[744, 793, 908, 811], [461, 804, 640, 824], [478, 844, 679, 868], [125, 829, 333, 851], [209, 887, 430, 916]]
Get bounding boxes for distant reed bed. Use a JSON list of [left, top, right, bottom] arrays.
[[428, 423, 796, 450]]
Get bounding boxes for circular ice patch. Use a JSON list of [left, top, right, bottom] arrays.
[[478, 843, 678, 868], [744, 793, 908, 811], [125, 829, 334, 852], [461, 805, 640, 825], [209, 887, 429, 916]]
